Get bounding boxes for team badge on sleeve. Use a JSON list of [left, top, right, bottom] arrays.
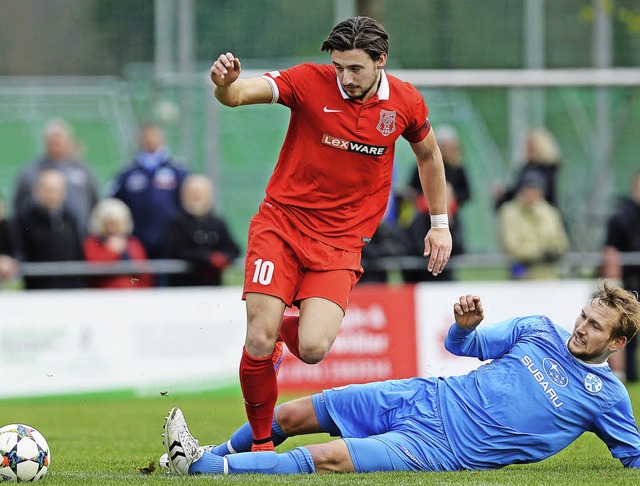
[[584, 373, 603, 394], [376, 109, 397, 136]]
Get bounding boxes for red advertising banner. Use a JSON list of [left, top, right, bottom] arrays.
[[277, 284, 418, 392]]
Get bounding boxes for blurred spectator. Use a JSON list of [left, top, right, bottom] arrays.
[[402, 182, 464, 282], [164, 174, 240, 286], [15, 169, 85, 289], [13, 118, 99, 234], [602, 170, 640, 382], [111, 124, 189, 262], [0, 193, 20, 285], [400, 125, 470, 282], [360, 167, 409, 283], [497, 172, 569, 280], [359, 221, 411, 284], [493, 127, 561, 209], [406, 124, 471, 210], [83, 198, 153, 289]]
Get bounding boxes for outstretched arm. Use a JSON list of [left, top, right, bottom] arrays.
[[592, 398, 640, 468], [210, 52, 273, 107], [445, 294, 485, 357], [409, 129, 452, 276], [453, 294, 484, 330], [446, 294, 530, 360]]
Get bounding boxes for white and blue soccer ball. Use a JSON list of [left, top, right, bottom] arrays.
[[0, 424, 50, 482]]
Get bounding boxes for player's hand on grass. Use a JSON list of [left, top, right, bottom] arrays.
[[423, 227, 452, 276], [210, 52, 242, 87], [454, 294, 484, 330]]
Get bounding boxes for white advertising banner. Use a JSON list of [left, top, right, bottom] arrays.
[[415, 280, 597, 378], [0, 280, 600, 398], [0, 287, 247, 398]]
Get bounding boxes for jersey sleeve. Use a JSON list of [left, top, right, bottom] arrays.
[[445, 316, 541, 361], [401, 85, 430, 144], [263, 64, 314, 109], [591, 396, 640, 468]]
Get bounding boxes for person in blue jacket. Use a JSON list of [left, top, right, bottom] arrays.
[[111, 124, 189, 260], [162, 281, 640, 475]]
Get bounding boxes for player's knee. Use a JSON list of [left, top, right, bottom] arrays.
[[298, 342, 330, 364], [244, 329, 277, 358], [274, 402, 306, 435]]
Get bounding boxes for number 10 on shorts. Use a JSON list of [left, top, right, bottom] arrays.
[[252, 258, 274, 285]]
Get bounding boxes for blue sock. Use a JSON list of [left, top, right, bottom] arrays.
[[189, 447, 316, 475], [271, 415, 289, 444], [228, 448, 315, 474], [211, 406, 289, 456], [188, 451, 225, 474]]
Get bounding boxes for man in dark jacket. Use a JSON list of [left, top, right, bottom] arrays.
[[13, 118, 99, 236], [602, 170, 640, 382], [165, 174, 240, 286], [0, 193, 19, 284], [16, 169, 85, 289]]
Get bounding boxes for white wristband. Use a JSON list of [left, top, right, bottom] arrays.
[[430, 213, 449, 229]]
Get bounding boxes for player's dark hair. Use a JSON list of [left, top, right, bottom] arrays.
[[320, 16, 389, 61], [594, 280, 640, 342]]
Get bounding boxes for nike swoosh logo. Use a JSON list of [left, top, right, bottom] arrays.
[[323, 106, 342, 113]]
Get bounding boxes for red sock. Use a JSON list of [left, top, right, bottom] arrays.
[[278, 315, 302, 360], [239, 347, 277, 448]]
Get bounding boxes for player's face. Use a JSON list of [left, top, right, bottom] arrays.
[[331, 49, 386, 103], [567, 298, 625, 363]]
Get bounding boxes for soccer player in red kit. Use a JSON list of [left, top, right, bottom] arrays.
[[208, 17, 452, 452]]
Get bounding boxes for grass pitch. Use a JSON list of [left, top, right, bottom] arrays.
[[2, 384, 640, 485]]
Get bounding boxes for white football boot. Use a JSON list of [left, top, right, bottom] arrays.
[[162, 407, 204, 475], [159, 443, 216, 470]]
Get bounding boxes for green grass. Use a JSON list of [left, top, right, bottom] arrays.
[[2, 385, 640, 485]]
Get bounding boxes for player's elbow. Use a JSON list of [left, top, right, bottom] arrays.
[[444, 339, 465, 357], [215, 96, 241, 108], [214, 89, 241, 108]]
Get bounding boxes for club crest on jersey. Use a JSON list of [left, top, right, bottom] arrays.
[[320, 133, 387, 156], [584, 373, 603, 394], [376, 109, 397, 136]]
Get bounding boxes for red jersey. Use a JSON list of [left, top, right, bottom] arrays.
[[262, 63, 430, 251]]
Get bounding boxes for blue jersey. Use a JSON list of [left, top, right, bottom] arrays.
[[320, 316, 640, 472], [442, 316, 640, 469]]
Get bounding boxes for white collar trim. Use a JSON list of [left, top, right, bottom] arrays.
[[336, 69, 389, 101]]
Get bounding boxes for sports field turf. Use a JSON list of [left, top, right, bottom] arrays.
[[2, 384, 640, 485]]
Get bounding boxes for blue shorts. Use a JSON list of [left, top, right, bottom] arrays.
[[314, 378, 462, 472]]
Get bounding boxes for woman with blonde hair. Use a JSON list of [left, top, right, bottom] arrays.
[[494, 127, 561, 209], [83, 198, 152, 288]]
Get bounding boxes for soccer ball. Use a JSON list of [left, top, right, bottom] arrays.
[[0, 424, 50, 482]]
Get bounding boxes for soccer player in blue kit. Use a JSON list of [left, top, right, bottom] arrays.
[[163, 281, 640, 475]]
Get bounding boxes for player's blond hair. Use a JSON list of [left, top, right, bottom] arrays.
[[595, 280, 640, 342]]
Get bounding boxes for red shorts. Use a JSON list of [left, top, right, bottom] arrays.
[[243, 202, 363, 312]]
